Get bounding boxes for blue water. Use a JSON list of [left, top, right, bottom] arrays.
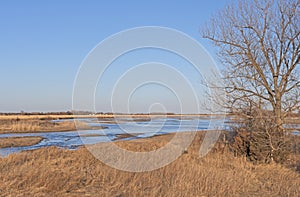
[[0, 117, 298, 157]]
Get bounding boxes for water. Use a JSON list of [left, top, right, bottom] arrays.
[[0, 117, 298, 156]]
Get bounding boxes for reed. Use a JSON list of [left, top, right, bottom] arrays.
[[0, 119, 104, 134], [0, 132, 299, 196], [0, 136, 43, 148]]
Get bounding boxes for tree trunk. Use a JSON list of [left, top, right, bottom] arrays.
[[274, 97, 283, 133]]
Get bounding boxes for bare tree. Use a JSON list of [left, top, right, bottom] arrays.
[[203, 0, 299, 129], [202, 0, 299, 163]]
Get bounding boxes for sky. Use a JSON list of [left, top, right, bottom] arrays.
[[0, 0, 229, 113]]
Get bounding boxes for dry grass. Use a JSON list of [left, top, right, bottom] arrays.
[[0, 136, 43, 148], [114, 133, 175, 152], [0, 132, 299, 196], [0, 119, 105, 134]]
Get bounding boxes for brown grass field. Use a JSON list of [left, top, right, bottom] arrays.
[[0, 119, 106, 134], [0, 132, 299, 196], [0, 136, 43, 148]]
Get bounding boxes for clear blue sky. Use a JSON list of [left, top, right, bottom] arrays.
[[0, 0, 228, 113]]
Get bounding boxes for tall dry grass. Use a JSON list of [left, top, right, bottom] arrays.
[[0, 119, 103, 134], [0, 136, 43, 148], [0, 132, 299, 196]]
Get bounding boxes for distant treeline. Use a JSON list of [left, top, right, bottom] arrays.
[[0, 111, 177, 115], [1, 111, 298, 116], [0, 111, 74, 115]]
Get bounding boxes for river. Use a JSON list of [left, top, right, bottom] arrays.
[[0, 117, 298, 157]]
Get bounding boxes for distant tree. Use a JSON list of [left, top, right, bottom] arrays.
[[202, 0, 299, 163]]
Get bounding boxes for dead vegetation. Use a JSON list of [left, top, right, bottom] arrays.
[[0, 132, 299, 196], [114, 133, 175, 151], [0, 136, 43, 148], [224, 108, 300, 167], [0, 119, 106, 134]]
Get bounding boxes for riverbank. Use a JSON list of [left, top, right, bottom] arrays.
[[0, 119, 106, 134], [0, 132, 299, 196]]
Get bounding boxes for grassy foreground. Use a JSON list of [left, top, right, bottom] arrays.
[[0, 132, 299, 196]]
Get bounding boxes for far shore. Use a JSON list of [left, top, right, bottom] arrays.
[[0, 113, 298, 135], [0, 113, 227, 120], [0, 119, 106, 134], [0, 113, 298, 123]]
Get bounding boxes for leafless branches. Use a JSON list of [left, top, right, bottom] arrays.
[[202, 0, 299, 163], [202, 0, 299, 127]]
